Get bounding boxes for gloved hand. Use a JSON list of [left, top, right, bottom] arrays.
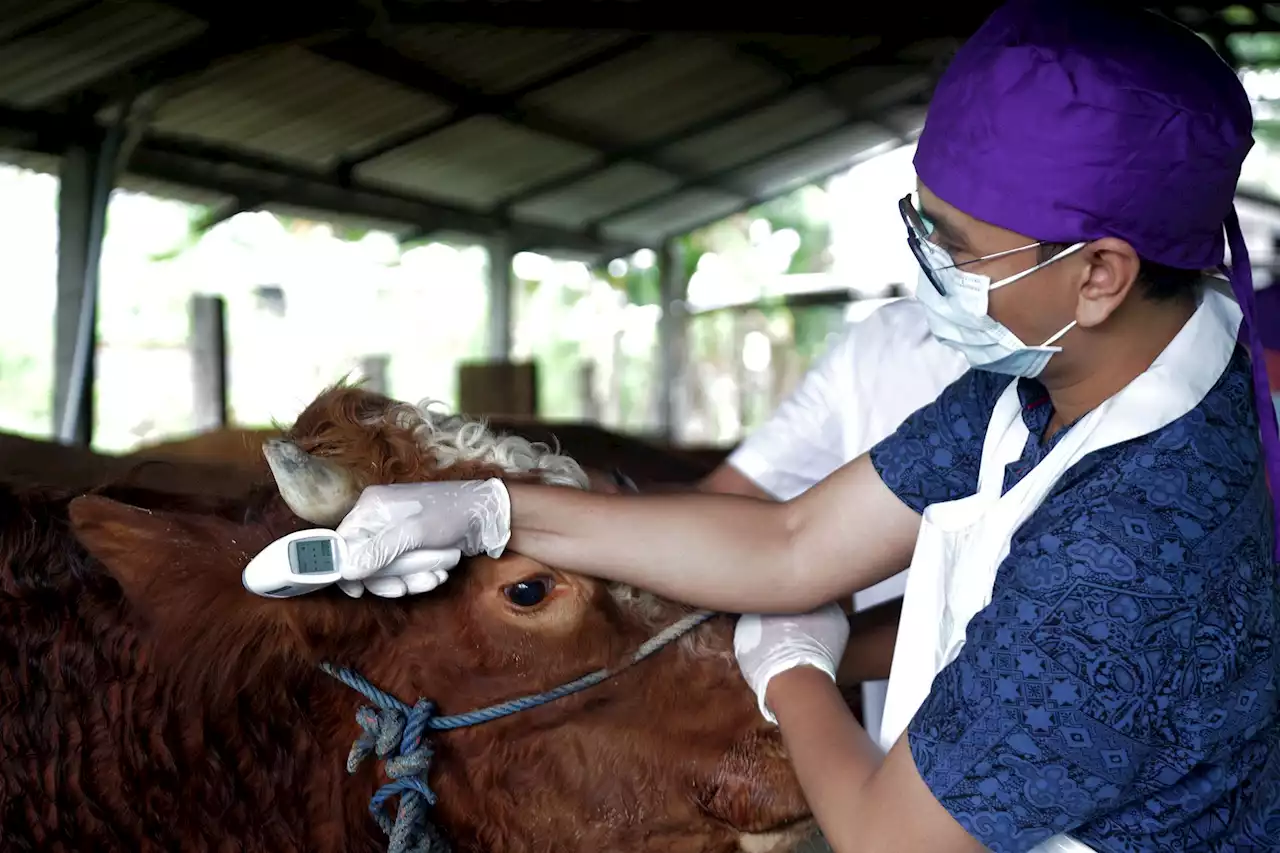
[[733, 603, 850, 724], [336, 547, 461, 599], [335, 478, 511, 598]]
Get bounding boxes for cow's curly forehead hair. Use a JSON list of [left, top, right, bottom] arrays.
[[284, 384, 589, 490], [280, 385, 719, 654]]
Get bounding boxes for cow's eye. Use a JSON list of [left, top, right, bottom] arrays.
[[504, 577, 554, 607]]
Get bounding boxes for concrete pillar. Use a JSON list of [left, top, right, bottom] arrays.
[[359, 354, 390, 395], [53, 134, 119, 446], [656, 238, 687, 442], [487, 233, 513, 360]]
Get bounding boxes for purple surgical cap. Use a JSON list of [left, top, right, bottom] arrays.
[[915, 0, 1280, 561]]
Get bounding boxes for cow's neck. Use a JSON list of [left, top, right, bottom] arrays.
[[148, 664, 386, 852]]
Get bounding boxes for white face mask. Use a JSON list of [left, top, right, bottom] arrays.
[[902, 197, 1086, 378]]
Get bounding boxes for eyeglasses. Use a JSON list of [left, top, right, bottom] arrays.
[[899, 193, 949, 296], [899, 193, 1059, 298]]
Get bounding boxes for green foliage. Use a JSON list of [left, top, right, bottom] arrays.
[[1222, 5, 1258, 26], [1230, 32, 1280, 66], [623, 264, 661, 306], [1257, 119, 1280, 148]]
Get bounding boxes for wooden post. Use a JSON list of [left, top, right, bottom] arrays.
[[190, 294, 229, 431], [458, 361, 538, 418]]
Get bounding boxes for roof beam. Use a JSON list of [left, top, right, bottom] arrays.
[[334, 33, 655, 176], [372, 1, 996, 38], [589, 86, 931, 231], [0, 102, 623, 258], [496, 39, 933, 213], [314, 34, 752, 197]]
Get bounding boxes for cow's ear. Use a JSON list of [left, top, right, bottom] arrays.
[[67, 494, 379, 695], [66, 494, 291, 642], [68, 495, 254, 610], [67, 494, 327, 701], [70, 495, 175, 601]]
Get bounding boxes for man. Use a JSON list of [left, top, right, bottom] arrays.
[[697, 299, 967, 739], [336, 3, 1280, 849]]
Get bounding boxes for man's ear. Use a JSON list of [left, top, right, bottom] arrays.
[[1076, 237, 1142, 328]]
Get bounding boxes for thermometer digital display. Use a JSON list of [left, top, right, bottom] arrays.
[[290, 537, 336, 575]]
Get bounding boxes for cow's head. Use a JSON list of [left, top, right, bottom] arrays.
[[66, 385, 812, 853]]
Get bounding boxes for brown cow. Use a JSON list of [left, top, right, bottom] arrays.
[[0, 384, 813, 853]]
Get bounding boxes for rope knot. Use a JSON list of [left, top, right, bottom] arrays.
[[322, 664, 451, 853]]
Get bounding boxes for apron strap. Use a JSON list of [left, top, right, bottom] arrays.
[[1222, 207, 1280, 563]]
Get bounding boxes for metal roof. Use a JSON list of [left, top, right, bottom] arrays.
[[0, 1, 1267, 260]]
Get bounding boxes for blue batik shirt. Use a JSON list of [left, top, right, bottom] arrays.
[[869, 346, 1280, 852]]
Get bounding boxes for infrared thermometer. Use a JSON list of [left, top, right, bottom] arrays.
[[241, 529, 460, 599]]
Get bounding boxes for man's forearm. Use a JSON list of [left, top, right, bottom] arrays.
[[768, 666, 884, 853], [508, 454, 917, 614], [629, 460, 906, 667], [506, 483, 819, 612]]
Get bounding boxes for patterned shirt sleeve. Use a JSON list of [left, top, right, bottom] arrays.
[[904, 421, 1277, 852], [869, 368, 1005, 513]]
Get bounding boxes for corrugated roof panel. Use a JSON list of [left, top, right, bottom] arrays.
[[732, 35, 883, 75], [520, 37, 788, 145], [824, 66, 936, 110], [659, 90, 847, 173], [600, 187, 744, 245], [387, 24, 633, 94], [510, 161, 681, 228], [731, 123, 899, 199], [356, 115, 601, 208], [0, 1, 205, 108], [150, 47, 449, 169], [0, 0, 95, 44]]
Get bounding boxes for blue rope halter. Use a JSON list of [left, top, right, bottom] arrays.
[[320, 608, 717, 853]]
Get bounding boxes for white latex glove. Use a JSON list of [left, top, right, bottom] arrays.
[[733, 603, 850, 724], [335, 547, 462, 599], [335, 479, 511, 598]]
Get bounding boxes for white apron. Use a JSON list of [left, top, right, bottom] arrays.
[[877, 283, 1243, 853]]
